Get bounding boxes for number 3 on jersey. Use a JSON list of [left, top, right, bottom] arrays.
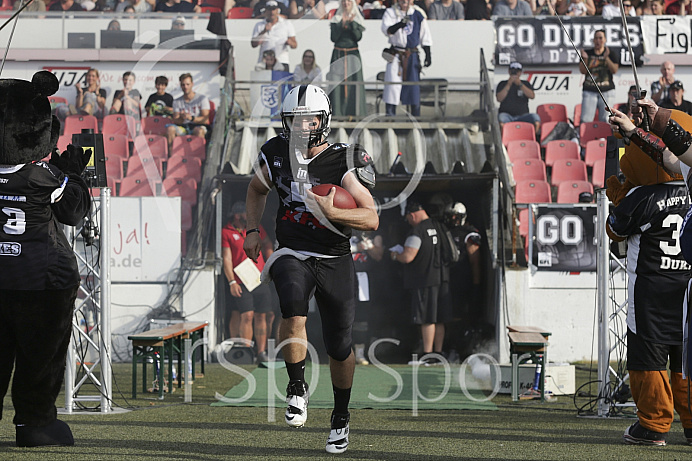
[[660, 214, 682, 256], [2, 207, 26, 235]]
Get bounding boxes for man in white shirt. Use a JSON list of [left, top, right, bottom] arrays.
[[251, 0, 298, 71], [166, 73, 211, 152]]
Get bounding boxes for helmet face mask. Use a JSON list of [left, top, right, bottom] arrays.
[[281, 84, 332, 148]]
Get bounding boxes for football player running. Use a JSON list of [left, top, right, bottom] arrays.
[[243, 84, 378, 453]]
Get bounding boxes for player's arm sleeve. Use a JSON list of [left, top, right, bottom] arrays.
[[52, 173, 90, 226], [606, 189, 647, 242]]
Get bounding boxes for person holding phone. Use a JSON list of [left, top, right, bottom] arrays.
[[579, 29, 619, 124]]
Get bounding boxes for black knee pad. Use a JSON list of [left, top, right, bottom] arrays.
[[324, 326, 353, 362]]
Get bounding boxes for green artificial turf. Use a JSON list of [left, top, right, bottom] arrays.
[[0, 362, 689, 460]]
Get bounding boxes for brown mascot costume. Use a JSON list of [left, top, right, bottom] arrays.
[[606, 109, 692, 446], [0, 71, 91, 447]]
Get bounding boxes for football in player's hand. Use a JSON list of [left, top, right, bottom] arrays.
[[311, 184, 357, 209]]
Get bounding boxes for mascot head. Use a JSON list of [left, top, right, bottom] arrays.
[[606, 109, 687, 207], [0, 70, 59, 165]]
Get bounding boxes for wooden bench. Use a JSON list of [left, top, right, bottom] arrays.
[[128, 321, 208, 400], [507, 326, 551, 402]]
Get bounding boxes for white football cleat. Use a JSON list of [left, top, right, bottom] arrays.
[[325, 412, 350, 454], [284, 380, 309, 428]]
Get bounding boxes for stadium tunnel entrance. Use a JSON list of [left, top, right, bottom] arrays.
[[215, 173, 499, 364]]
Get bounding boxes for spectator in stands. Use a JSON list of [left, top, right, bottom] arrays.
[[658, 81, 692, 115], [107, 19, 121, 31], [566, 0, 588, 15], [651, 0, 664, 14], [49, 0, 85, 11], [651, 61, 676, 104], [381, 0, 432, 116], [255, 49, 284, 70], [495, 62, 540, 134], [222, 201, 276, 363], [391, 200, 448, 363], [126, 0, 155, 12], [251, 0, 298, 71], [465, 0, 491, 18], [492, 0, 532, 15], [253, 0, 289, 16], [289, 0, 327, 18], [428, 0, 464, 19], [14, 0, 46, 11], [666, 0, 692, 14], [171, 15, 186, 29], [601, 0, 634, 17], [145, 75, 174, 116], [637, 0, 654, 14], [124, 4, 136, 11], [579, 29, 618, 123], [55, 67, 107, 122], [329, 0, 366, 117], [166, 73, 210, 151], [155, 0, 201, 12], [110, 71, 142, 120], [293, 49, 324, 83], [414, 0, 434, 15]]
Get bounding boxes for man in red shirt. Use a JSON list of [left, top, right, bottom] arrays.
[[221, 201, 276, 362]]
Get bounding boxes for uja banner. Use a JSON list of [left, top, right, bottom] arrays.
[[495, 17, 644, 67], [531, 205, 597, 272]]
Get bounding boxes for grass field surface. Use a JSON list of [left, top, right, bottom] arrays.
[[0, 362, 690, 460]]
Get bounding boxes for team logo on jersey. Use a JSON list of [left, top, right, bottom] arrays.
[[296, 168, 308, 180], [273, 156, 283, 168], [0, 242, 21, 256]]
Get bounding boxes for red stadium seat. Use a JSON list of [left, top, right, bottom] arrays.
[[584, 139, 607, 167], [362, 8, 371, 18], [515, 180, 551, 204], [90, 178, 118, 197], [103, 134, 130, 160], [579, 121, 611, 148], [118, 176, 158, 197], [592, 159, 606, 188], [181, 201, 193, 231], [49, 95, 68, 106], [550, 159, 588, 186], [227, 6, 253, 18], [162, 177, 198, 205], [63, 115, 98, 137], [166, 155, 202, 182], [574, 103, 599, 127], [506, 140, 541, 162], [536, 103, 568, 124], [556, 180, 594, 203], [513, 158, 547, 182], [141, 116, 169, 136], [102, 114, 137, 141], [171, 135, 206, 160], [208, 100, 216, 126], [544, 140, 580, 167], [125, 154, 163, 179], [539, 120, 559, 145], [104, 156, 124, 181], [57, 135, 70, 153], [133, 134, 168, 160], [502, 121, 536, 146]]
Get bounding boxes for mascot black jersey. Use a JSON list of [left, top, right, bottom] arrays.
[[260, 136, 357, 256], [607, 182, 690, 344], [0, 161, 84, 290]]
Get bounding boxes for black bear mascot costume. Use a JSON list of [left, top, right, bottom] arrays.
[[0, 70, 91, 447]]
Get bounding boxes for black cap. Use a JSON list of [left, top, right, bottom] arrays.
[[671, 80, 684, 91], [405, 199, 424, 214]]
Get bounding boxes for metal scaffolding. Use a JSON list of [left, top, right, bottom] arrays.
[[62, 188, 113, 414]]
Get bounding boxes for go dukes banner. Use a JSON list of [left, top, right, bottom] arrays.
[[494, 17, 644, 67], [531, 205, 598, 272]]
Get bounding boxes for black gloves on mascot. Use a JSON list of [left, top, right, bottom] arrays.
[[0, 71, 91, 447]]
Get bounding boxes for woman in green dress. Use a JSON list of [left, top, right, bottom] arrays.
[[329, 0, 367, 118]]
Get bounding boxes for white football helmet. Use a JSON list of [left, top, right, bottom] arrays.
[[281, 84, 332, 147], [444, 202, 467, 227]]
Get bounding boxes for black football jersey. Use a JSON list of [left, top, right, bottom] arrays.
[[607, 182, 690, 344], [0, 162, 87, 290], [402, 218, 442, 289], [260, 137, 357, 256]]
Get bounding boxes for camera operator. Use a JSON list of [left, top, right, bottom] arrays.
[[495, 61, 540, 134]]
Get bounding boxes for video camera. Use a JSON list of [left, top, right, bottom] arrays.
[[71, 129, 107, 188]]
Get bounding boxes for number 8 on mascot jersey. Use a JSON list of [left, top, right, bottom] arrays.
[[0, 71, 91, 447], [605, 109, 692, 445]]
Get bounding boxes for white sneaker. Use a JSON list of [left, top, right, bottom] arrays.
[[325, 412, 350, 454], [284, 380, 309, 428]]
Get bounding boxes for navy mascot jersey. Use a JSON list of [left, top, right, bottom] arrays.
[[0, 162, 80, 290], [607, 182, 691, 344], [260, 137, 356, 256]]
